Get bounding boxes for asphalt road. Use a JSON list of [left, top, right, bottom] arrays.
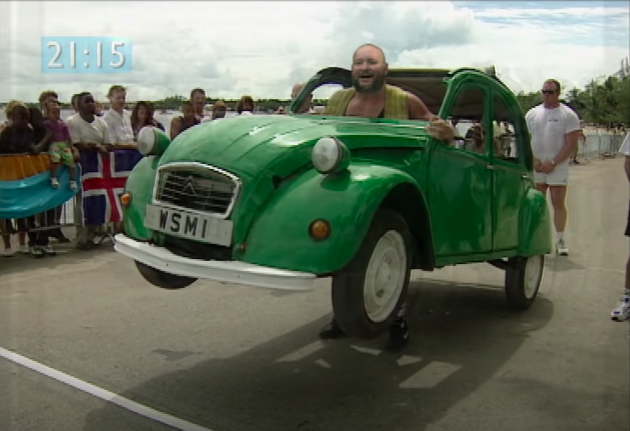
[[1, 157, 628, 431]]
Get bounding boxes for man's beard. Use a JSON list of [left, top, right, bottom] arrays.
[[352, 72, 386, 94]]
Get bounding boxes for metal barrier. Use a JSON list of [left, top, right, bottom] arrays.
[[578, 132, 626, 162]]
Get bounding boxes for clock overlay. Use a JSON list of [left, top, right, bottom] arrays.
[[41, 37, 132, 74]]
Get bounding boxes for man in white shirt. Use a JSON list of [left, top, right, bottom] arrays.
[[67, 92, 114, 250], [525, 79, 581, 256], [102, 85, 135, 145], [612, 131, 630, 321]]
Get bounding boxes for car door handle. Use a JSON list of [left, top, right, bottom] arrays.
[[521, 174, 528, 179], [486, 165, 494, 170]]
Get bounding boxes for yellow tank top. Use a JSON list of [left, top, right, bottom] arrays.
[[324, 84, 409, 120]]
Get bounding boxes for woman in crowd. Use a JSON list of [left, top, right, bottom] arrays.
[[236, 95, 255, 116], [131, 101, 165, 140], [169, 101, 200, 140]]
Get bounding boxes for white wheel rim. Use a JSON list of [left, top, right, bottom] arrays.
[[363, 230, 407, 323], [523, 255, 544, 299]]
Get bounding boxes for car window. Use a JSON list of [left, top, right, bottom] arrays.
[[313, 83, 345, 109], [492, 96, 520, 163], [445, 86, 489, 157]]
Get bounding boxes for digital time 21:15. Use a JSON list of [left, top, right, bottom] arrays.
[[41, 37, 133, 74]]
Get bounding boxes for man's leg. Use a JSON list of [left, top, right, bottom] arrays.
[[386, 302, 409, 350], [549, 184, 569, 255], [611, 246, 630, 321], [319, 301, 410, 350]]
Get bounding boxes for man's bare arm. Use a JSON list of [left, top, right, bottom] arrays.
[[407, 93, 437, 121], [552, 130, 580, 164], [170, 117, 181, 140], [625, 156, 630, 183]]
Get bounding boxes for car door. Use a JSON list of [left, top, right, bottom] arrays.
[[490, 91, 528, 252], [427, 81, 494, 259]]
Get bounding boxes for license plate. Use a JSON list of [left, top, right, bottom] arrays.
[[144, 204, 233, 247]]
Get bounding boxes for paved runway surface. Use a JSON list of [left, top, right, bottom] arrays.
[[1, 157, 628, 431]]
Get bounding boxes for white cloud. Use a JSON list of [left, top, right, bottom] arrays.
[[0, 1, 627, 104]]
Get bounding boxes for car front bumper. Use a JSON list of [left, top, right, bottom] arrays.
[[114, 234, 317, 291]]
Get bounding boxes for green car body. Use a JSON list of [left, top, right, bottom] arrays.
[[115, 66, 552, 338]]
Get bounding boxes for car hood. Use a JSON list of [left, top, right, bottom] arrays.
[[158, 114, 430, 180]]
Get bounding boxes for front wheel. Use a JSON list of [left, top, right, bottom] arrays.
[[135, 261, 197, 290], [504, 255, 545, 310], [331, 209, 413, 338]]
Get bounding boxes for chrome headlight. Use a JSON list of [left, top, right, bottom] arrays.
[[311, 137, 350, 174], [137, 126, 171, 156]]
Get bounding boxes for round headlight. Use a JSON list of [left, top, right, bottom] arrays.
[[312, 137, 349, 174], [137, 126, 171, 156]]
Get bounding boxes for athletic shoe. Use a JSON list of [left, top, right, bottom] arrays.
[[611, 294, 630, 322], [556, 239, 569, 256]]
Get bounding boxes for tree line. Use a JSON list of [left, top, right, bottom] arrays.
[[8, 57, 628, 126]]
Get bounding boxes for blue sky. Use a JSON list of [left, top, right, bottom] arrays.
[[455, 0, 629, 48], [0, 1, 628, 102]]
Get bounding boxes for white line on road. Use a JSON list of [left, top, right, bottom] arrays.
[[0, 346, 215, 431]]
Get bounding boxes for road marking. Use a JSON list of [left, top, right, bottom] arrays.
[[314, 359, 331, 369], [0, 346, 215, 431], [396, 355, 422, 367], [399, 361, 461, 389], [350, 345, 382, 356], [275, 340, 325, 362]]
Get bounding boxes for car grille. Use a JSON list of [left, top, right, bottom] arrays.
[[154, 163, 240, 217]]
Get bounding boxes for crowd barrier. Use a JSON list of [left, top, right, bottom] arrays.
[[0, 133, 625, 252], [0, 147, 143, 249], [578, 132, 626, 161]]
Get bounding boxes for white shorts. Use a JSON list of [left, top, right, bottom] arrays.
[[534, 164, 569, 186]]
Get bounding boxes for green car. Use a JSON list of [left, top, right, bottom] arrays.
[[114, 66, 552, 338]]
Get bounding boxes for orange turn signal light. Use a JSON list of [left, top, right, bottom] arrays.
[[309, 219, 331, 241], [120, 192, 132, 207]]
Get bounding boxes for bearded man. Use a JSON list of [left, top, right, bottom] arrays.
[[315, 43, 454, 351], [324, 43, 454, 142]]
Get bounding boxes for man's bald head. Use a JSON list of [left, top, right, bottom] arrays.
[[291, 82, 312, 114], [291, 83, 305, 99], [351, 43, 388, 94], [352, 43, 387, 64]]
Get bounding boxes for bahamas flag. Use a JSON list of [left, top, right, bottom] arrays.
[[0, 154, 81, 219]]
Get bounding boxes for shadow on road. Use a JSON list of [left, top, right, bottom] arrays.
[[83, 280, 554, 431], [544, 256, 586, 273]]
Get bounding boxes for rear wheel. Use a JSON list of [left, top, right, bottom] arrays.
[[504, 255, 545, 310], [331, 209, 413, 338], [135, 261, 197, 290]]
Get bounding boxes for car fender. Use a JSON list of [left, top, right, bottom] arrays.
[[238, 162, 430, 275], [122, 156, 161, 241], [518, 187, 553, 256]]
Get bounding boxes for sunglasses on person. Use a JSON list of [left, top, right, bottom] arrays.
[[541, 90, 556, 95]]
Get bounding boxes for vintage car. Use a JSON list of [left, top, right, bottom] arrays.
[[114, 66, 552, 338]]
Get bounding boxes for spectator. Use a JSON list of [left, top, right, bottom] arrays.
[[0, 104, 45, 257], [525, 79, 581, 256], [170, 101, 200, 140], [103, 85, 135, 145], [67, 92, 114, 250], [130, 101, 165, 140], [236, 95, 255, 116], [612, 130, 630, 321]]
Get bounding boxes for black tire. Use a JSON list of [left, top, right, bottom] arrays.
[[135, 261, 197, 290], [504, 255, 545, 310], [331, 208, 413, 338]]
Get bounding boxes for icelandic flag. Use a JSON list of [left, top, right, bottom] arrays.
[[79, 149, 144, 225]]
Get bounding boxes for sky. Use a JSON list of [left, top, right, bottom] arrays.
[[0, 0, 628, 104]]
